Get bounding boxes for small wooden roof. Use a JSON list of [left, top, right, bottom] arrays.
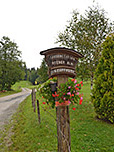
[[40, 47, 83, 58]]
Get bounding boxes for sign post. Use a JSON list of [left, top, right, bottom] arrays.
[[40, 47, 83, 152]]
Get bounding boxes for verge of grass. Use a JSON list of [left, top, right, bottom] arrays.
[[0, 81, 114, 152], [0, 81, 33, 97]]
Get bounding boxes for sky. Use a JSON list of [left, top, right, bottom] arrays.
[[0, 0, 114, 69]]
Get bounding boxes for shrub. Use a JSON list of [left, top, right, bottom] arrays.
[[91, 33, 114, 123]]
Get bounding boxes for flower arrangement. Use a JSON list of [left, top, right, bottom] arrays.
[[38, 77, 83, 109], [52, 78, 83, 107]]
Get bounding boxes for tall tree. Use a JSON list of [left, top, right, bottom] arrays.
[[56, 4, 114, 88], [0, 36, 25, 90], [91, 33, 114, 123]]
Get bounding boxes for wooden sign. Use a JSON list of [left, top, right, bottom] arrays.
[[40, 47, 83, 78]]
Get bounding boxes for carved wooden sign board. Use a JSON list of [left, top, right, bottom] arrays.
[[40, 47, 83, 78]]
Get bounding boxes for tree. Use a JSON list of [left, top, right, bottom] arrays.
[[91, 33, 114, 123], [29, 67, 39, 85], [37, 58, 48, 83], [56, 4, 114, 88], [0, 36, 25, 90]]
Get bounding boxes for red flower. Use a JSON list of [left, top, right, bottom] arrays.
[[52, 94, 56, 97], [75, 87, 79, 90], [80, 81, 83, 84], [77, 84, 80, 87], [43, 102, 46, 104], [79, 100, 82, 105], [72, 107, 76, 111], [79, 98, 83, 105], [71, 94, 74, 97], [52, 92, 59, 97], [42, 96, 44, 98]]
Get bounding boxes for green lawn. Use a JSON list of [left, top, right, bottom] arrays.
[[0, 81, 114, 152], [0, 81, 33, 97]]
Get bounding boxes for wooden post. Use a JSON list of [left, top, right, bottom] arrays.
[[56, 75, 71, 152], [37, 100, 41, 124], [31, 89, 34, 107], [32, 88, 36, 112]]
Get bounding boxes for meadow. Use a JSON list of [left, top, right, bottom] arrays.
[[0, 81, 114, 152]]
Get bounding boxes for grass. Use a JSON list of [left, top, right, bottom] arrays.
[[0, 81, 33, 97], [0, 81, 114, 152]]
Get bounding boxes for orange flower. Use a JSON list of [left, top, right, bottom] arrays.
[[71, 79, 75, 81]]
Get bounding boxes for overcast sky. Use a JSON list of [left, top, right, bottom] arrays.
[[0, 0, 114, 69]]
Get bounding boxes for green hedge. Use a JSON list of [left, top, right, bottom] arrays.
[[91, 34, 114, 123]]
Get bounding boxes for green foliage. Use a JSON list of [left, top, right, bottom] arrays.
[[0, 36, 25, 91], [91, 33, 114, 123], [38, 77, 83, 108], [76, 61, 90, 81], [37, 58, 48, 84], [37, 77, 57, 108], [56, 4, 114, 86]]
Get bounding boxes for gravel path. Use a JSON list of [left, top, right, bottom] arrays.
[[0, 88, 31, 129]]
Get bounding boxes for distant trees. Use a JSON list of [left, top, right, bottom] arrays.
[[56, 4, 114, 88], [23, 59, 48, 85], [36, 58, 48, 84], [0, 36, 25, 90], [29, 67, 39, 85]]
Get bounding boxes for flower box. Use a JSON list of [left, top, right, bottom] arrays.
[[55, 101, 71, 107]]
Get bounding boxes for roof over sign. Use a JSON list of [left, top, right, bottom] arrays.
[[40, 47, 83, 58]]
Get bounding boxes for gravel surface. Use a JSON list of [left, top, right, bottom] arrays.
[[0, 88, 31, 129]]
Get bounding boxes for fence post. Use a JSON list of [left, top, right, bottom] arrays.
[[31, 89, 34, 107], [32, 88, 36, 112], [37, 100, 41, 124], [33, 88, 36, 112]]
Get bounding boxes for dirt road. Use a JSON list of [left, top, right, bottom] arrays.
[[0, 88, 31, 129]]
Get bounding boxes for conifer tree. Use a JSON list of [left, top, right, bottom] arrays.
[[91, 33, 114, 123]]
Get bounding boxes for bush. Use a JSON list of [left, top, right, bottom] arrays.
[[91, 34, 114, 123]]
